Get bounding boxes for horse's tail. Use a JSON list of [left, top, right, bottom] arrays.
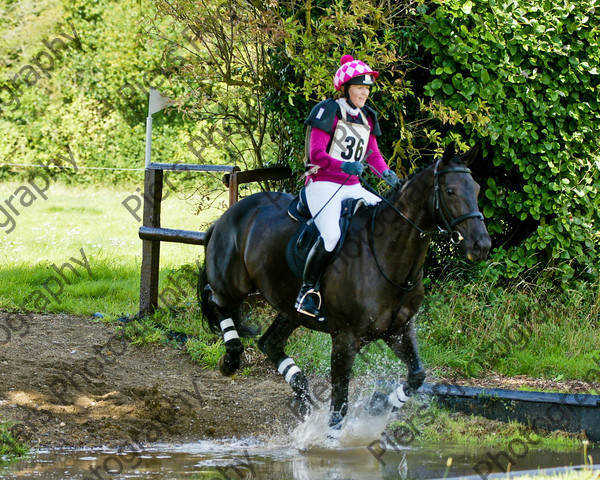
[[197, 224, 221, 335]]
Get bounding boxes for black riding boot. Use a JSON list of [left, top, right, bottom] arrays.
[[295, 237, 332, 320]]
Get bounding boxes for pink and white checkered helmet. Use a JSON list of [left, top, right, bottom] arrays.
[[333, 54, 379, 91]]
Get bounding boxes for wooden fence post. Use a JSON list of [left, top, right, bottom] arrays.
[[139, 168, 163, 316], [137, 164, 291, 317]]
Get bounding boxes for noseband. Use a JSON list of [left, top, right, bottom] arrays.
[[433, 158, 484, 244]]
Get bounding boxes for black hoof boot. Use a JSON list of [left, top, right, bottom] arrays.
[[327, 411, 344, 439], [328, 410, 344, 429], [406, 369, 426, 394]]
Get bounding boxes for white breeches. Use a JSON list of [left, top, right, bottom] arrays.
[[304, 181, 382, 252]]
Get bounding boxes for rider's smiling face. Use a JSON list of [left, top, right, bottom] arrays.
[[347, 84, 370, 109]]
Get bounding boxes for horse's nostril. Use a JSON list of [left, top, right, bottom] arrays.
[[471, 236, 491, 260], [476, 236, 492, 259]]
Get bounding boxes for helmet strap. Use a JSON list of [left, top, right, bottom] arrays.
[[342, 86, 358, 109]]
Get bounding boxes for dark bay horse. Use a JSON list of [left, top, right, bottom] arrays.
[[198, 144, 491, 428]]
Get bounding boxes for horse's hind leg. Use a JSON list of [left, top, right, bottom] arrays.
[[209, 304, 243, 376], [200, 267, 252, 377], [258, 314, 313, 419]]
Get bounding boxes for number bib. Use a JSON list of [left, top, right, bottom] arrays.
[[328, 105, 371, 163]]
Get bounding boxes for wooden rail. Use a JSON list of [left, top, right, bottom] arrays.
[[138, 163, 292, 316], [138, 226, 208, 245]]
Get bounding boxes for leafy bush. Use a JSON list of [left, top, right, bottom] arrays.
[[421, 0, 600, 282], [269, 0, 431, 178]]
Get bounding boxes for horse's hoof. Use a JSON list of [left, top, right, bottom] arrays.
[[327, 426, 342, 440], [289, 395, 312, 420], [328, 411, 344, 429], [218, 355, 238, 377], [327, 415, 343, 440], [407, 369, 426, 393], [367, 391, 389, 416]]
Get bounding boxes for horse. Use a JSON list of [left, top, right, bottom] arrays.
[[198, 143, 491, 428]]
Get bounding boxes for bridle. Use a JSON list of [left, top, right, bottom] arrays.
[[432, 158, 484, 244], [366, 157, 484, 290]]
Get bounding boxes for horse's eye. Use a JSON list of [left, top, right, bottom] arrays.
[[446, 187, 455, 195]]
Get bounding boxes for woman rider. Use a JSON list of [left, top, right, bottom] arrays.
[[295, 54, 400, 319]]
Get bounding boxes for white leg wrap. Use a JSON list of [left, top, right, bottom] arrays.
[[388, 384, 409, 408], [277, 357, 302, 384], [285, 366, 302, 384], [223, 330, 240, 343], [277, 357, 295, 374], [219, 318, 239, 343], [220, 318, 235, 330]]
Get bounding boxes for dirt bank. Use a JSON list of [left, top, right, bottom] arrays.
[[0, 312, 295, 449]]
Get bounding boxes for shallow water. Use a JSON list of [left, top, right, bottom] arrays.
[[2, 397, 596, 480], [1, 439, 596, 480]]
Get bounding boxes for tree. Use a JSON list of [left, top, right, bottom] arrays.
[[149, 0, 287, 176]]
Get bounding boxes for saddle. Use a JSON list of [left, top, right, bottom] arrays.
[[286, 188, 366, 279]]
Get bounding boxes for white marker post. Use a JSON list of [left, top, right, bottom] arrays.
[[144, 87, 172, 168], [139, 87, 173, 317]]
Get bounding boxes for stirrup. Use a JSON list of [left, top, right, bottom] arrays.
[[295, 288, 321, 310], [295, 289, 324, 320]]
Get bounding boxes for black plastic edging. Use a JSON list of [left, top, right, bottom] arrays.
[[420, 383, 600, 442]]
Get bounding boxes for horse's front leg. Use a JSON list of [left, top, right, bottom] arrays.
[[385, 317, 426, 399], [329, 332, 358, 428]]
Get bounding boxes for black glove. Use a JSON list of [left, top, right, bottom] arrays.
[[382, 169, 400, 188], [341, 161, 364, 176]]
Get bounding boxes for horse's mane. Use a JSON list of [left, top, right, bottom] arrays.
[[381, 161, 430, 203], [382, 154, 466, 203]]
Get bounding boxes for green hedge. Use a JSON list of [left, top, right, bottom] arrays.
[[421, 0, 600, 282]]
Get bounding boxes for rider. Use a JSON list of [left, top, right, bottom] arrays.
[[294, 54, 400, 319]]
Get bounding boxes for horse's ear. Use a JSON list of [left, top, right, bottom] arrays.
[[461, 143, 481, 166], [441, 142, 456, 165]]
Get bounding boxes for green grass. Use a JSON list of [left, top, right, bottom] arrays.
[[0, 181, 224, 318], [418, 274, 600, 382], [119, 307, 225, 370], [389, 400, 585, 450], [0, 420, 28, 465]]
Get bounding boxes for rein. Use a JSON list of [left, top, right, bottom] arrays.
[[369, 207, 423, 291], [362, 158, 484, 291]]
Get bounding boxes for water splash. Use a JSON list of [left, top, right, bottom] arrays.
[[291, 379, 398, 450]]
